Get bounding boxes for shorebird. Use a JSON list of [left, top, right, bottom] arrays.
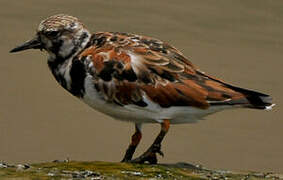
[[10, 14, 274, 164]]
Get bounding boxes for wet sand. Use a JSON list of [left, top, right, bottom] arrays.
[[1, 0, 282, 173]]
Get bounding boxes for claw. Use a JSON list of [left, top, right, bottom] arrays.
[[126, 143, 164, 164], [147, 153, 157, 164], [152, 143, 164, 156], [157, 150, 164, 157]]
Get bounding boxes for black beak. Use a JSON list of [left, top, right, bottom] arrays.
[[10, 37, 42, 53]]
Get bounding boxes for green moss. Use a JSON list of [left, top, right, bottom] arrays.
[[0, 161, 280, 180]]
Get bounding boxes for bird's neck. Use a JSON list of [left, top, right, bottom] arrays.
[[47, 30, 91, 95]]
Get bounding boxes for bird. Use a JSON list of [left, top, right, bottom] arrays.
[[10, 14, 274, 164]]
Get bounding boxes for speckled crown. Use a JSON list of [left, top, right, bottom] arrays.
[[37, 14, 84, 32]]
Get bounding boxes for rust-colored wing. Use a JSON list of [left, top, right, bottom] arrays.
[[79, 32, 270, 109]]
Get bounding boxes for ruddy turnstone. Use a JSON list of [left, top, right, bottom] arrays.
[[10, 14, 274, 164]]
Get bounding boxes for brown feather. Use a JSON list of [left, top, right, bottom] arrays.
[[79, 32, 250, 108]]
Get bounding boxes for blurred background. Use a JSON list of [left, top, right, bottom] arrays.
[[1, 0, 282, 173]]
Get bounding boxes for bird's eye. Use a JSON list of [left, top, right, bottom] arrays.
[[45, 31, 60, 37]]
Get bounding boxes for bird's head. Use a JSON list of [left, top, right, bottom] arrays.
[[10, 14, 91, 61]]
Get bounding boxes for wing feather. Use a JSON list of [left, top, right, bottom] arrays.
[[79, 32, 248, 109]]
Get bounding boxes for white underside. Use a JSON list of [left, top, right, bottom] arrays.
[[82, 75, 232, 124]]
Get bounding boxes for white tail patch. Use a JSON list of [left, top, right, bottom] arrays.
[[265, 104, 275, 111]]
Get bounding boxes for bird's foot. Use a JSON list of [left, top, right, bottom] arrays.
[[127, 143, 164, 164]]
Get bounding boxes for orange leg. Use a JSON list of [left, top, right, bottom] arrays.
[[130, 119, 170, 164], [121, 123, 142, 162]]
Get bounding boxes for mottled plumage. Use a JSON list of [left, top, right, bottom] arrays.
[[78, 31, 273, 111], [10, 14, 274, 164]]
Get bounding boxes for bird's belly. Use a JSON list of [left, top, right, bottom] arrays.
[[82, 95, 158, 123], [82, 75, 231, 124], [82, 75, 158, 123]]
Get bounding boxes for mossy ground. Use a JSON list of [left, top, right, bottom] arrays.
[[0, 161, 281, 180]]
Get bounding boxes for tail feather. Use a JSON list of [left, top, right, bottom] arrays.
[[226, 84, 274, 110], [199, 72, 274, 110]]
